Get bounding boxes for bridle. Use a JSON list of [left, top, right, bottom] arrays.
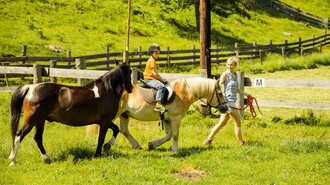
[[199, 85, 227, 111], [185, 78, 227, 114]]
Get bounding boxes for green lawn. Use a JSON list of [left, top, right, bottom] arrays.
[[0, 66, 329, 184]]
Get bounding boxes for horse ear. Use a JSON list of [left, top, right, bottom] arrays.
[[115, 59, 118, 66]]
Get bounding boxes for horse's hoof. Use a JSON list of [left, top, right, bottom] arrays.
[[9, 162, 15, 166], [103, 143, 111, 152], [148, 142, 154, 150], [133, 145, 143, 150], [94, 153, 101, 158]]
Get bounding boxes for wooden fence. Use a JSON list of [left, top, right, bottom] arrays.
[[1, 33, 329, 73], [2, 65, 329, 111], [260, 0, 330, 29]]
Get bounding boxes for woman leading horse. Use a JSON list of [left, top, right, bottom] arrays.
[[9, 62, 133, 166]]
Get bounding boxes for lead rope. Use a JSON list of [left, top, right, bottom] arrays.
[[228, 96, 263, 117]]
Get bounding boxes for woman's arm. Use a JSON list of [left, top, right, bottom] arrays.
[[236, 88, 251, 97]]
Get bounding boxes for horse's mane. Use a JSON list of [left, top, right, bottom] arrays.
[[87, 63, 130, 94], [181, 77, 215, 97]]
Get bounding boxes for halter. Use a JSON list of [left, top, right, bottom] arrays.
[[185, 78, 227, 112], [199, 85, 227, 110]]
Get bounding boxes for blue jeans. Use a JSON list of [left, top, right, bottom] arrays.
[[144, 79, 167, 102]]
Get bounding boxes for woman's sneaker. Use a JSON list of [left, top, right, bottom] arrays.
[[203, 138, 213, 146], [154, 104, 168, 113]]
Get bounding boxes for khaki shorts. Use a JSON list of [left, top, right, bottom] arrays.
[[227, 101, 237, 113]]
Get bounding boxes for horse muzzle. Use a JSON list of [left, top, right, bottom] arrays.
[[218, 103, 228, 113]]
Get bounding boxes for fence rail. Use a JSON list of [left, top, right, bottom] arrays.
[[1, 33, 329, 76], [260, 0, 330, 29]]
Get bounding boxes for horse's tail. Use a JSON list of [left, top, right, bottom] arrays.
[[11, 85, 29, 143]]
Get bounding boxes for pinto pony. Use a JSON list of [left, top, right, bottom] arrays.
[[87, 77, 228, 151], [9, 62, 133, 166]]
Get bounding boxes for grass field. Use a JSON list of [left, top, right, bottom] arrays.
[[0, 67, 329, 184]]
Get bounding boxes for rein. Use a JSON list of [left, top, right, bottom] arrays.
[[228, 96, 263, 117]]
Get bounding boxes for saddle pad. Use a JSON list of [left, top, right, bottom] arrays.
[[137, 85, 176, 105]]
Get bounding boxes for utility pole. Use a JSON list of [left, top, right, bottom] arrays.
[[199, 0, 211, 78], [124, 0, 132, 63]]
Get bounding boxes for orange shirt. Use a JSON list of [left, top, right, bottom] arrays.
[[144, 56, 157, 79]]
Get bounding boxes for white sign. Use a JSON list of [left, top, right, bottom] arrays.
[[254, 78, 265, 87]]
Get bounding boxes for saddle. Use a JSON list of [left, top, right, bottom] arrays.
[[138, 80, 176, 105]]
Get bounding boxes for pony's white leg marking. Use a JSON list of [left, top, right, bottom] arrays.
[[41, 153, 50, 162], [171, 121, 181, 151], [171, 140, 179, 151], [92, 85, 100, 98], [109, 136, 116, 146], [8, 135, 21, 166]]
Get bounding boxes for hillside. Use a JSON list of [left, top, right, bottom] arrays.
[[0, 0, 329, 57]]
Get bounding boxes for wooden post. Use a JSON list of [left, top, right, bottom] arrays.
[[106, 46, 110, 69], [67, 51, 71, 66], [75, 58, 85, 85], [1, 62, 9, 87], [192, 45, 196, 63], [166, 46, 171, 69], [123, 50, 129, 64], [125, 0, 132, 52], [282, 47, 286, 58], [138, 46, 142, 66], [298, 37, 302, 55], [296, 8, 300, 21], [252, 42, 257, 58], [199, 0, 211, 78], [235, 43, 239, 57], [259, 50, 263, 65], [312, 35, 315, 48], [215, 45, 219, 63], [33, 64, 42, 84], [50, 60, 57, 83], [21, 45, 27, 64], [131, 67, 138, 84], [237, 71, 245, 119]]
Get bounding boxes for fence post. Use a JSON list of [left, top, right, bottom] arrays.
[[259, 49, 263, 65], [298, 37, 302, 55], [253, 42, 257, 58], [21, 45, 27, 64], [215, 45, 219, 63], [237, 71, 245, 119], [166, 46, 171, 69], [50, 60, 57, 83], [67, 51, 71, 66], [138, 46, 142, 66], [1, 62, 9, 87], [282, 40, 288, 58], [312, 35, 315, 48], [192, 45, 196, 63], [281, 47, 286, 58], [123, 50, 129, 64], [235, 43, 239, 57], [131, 67, 138, 84], [75, 58, 85, 85], [33, 64, 42, 84], [296, 8, 300, 21], [106, 46, 110, 69]]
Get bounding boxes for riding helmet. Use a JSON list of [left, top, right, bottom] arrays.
[[148, 43, 161, 55]]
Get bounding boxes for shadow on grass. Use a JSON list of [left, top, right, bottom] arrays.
[[52, 147, 94, 163]]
